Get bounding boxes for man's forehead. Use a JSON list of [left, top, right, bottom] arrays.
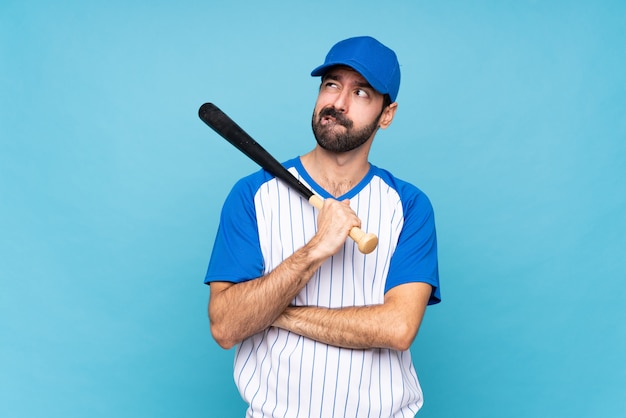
[[322, 66, 371, 87]]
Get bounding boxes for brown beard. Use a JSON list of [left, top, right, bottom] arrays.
[[311, 107, 380, 153]]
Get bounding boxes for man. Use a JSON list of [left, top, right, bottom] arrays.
[[205, 36, 440, 417]]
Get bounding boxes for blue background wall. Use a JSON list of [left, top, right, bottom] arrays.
[[1, 1, 624, 417]]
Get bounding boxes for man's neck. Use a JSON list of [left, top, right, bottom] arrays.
[[300, 146, 371, 198]]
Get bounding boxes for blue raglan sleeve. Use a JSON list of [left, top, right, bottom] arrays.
[[384, 185, 441, 305], [204, 175, 265, 285]]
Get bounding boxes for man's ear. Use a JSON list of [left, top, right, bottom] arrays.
[[379, 102, 398, 129]]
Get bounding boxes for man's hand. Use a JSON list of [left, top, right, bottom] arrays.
[[307, 198, 361, 259]]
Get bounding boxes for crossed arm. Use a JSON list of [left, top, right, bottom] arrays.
[[272, 282, 432, 351], [211, 278, 431, 351], [208, 198, 433, 351]]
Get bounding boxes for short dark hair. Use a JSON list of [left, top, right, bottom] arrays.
[[382, 94, 392, 111]]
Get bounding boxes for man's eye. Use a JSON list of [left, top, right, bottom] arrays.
[[356, 89, 369, 98]]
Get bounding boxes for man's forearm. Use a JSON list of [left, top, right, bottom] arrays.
[[272, 282, 432, 351], [273, 305, 393, 349], [273, 304, 417, 351]]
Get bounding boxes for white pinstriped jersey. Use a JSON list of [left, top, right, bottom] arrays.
[[206, 157, 440, 417]]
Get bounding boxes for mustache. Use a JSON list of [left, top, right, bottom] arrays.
[[319, 107, 353, 128]]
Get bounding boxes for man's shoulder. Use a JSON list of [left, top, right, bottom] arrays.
[[370, 165, 427, 200]]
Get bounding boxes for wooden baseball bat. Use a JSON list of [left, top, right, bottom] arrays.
[[198, 102, 378, 254]]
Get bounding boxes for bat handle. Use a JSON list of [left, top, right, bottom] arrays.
[[308, 195, 378, 254]]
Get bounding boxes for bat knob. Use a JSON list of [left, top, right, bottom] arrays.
[[357, 233, 378, 254], [350, 228, 378, 254]]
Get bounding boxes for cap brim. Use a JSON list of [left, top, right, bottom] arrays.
[[310, 61, 387, 99]]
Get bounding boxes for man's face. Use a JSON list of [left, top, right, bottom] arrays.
[[311, 66, 385, 153]]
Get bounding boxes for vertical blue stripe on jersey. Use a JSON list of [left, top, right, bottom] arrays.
[[244, 334, 269, 416], [320, 342, 330, 417], [307, 340, 317, 418], [398, 352, 408, 417], [235, 338, 255, 400], [260, 330, 283, 414], [379, 349, 386, 417], [294, 334, 304, 418], [251, 334, 272, 414], [275, 180, 282, 261], [387, 349, 394, 417], [325, 251, 336, 308], [340, 248, 346, 308], [286, 187, 295, 257], [354, 187, 366, 306], [255, 334, 273, 413], [294, 185, 305, 308], [329, 346, 341, 416], [296, 179, 307, 294], [341, 349, 354, 417], [238, 336, 261, 401], [364, 179, 373, 254], [271, 330, 290, 417], [349, 237, 357, 306], [296, 171, 307, 259], [366, 350, 374, 417], [367, 178, 382, 298], [376, 350, 382, 418], [402, 350, 421, 416], [355, 349, 366, 417]]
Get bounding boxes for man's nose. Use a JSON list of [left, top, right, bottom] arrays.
[[332, 90, 349, 113]]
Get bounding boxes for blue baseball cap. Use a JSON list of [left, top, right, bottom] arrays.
[[311, 36, 401, 102]]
